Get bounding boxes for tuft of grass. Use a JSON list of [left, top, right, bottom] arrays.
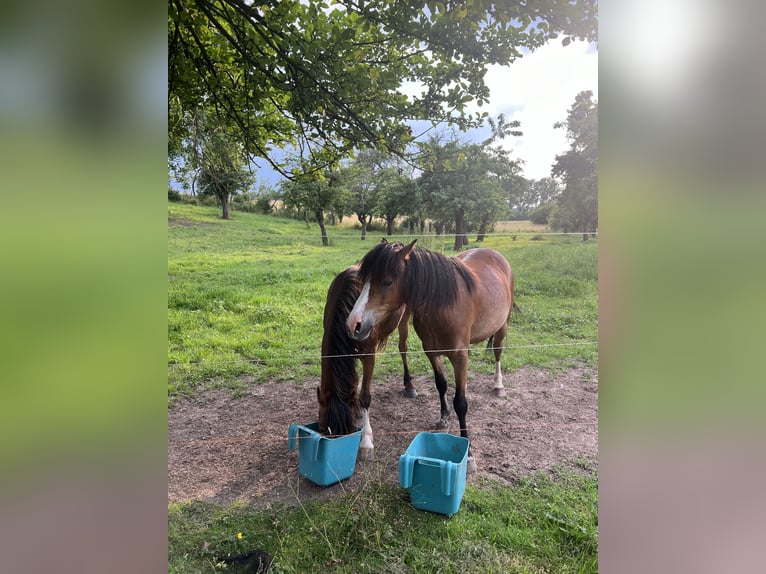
[[168, 470, 598, 574]]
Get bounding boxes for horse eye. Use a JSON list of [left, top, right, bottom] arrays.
[[382, 279, 393, 287]]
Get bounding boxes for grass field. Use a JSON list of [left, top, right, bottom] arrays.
[[168, 203, 597, 401], [168, 202, 598, 573], [169, 470, 597, 574]]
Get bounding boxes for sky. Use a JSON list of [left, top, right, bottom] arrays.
[[474, 39, 598, 180]]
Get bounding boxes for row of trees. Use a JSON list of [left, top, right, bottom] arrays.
[[171, 90, 598, 248]]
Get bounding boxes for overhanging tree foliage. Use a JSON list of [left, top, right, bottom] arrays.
[[169, 0, 598, 176]]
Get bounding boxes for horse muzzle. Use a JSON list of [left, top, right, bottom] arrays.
[[348, 316, 374, 341]]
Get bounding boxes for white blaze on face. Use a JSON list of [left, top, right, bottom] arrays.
[[347, 281, 372, 334]]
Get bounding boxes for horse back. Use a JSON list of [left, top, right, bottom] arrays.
[[456, 249, 514, 343]]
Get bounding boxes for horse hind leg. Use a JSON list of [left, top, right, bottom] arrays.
[[397, 307, 416, 398], [490, 320, 509, 397], [398, 313, 417, 398]]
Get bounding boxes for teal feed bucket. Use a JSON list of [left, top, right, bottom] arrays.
[[287, 422, 362, 486], [399, 432, 470, 515]]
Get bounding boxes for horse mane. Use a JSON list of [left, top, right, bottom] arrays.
[[359, 242, 475, 315], [320, 266, 361, 435]]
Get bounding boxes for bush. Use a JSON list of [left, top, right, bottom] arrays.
[[168, 187, 182, 202], [231, 192, 260, 213], [255, 195, 274, 214], [200, 194, 220, 207], [529, 202, 557, 225]]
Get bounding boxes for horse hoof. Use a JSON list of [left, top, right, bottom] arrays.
[[467, 456, 476, 474], [492, 387, 506, 398], [358, 447, 375, 462], [435, 418, 449, 430], [403, 388, 418, 398]]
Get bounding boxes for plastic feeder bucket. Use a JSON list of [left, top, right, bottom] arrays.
[[399, 432, 470, 515], [287, 422, 362, 486]]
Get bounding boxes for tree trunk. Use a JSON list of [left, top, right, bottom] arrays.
[[386, 216, 394, 236], [357, 213, 368, 240], [316, 210, 328, 246], [454, 210, 467, 251], [221, 192, 231, 220], [476, 220, 488, 242], [435, 221, 443, 236], [329, 208, 336, 226], [582, 224, 589, 241]]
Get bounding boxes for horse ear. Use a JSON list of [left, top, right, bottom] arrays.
[[400, 239, 417, 261], [380, 237, 388, 244]]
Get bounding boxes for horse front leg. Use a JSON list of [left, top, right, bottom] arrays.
[[426, 353, 451, 429], [448, 350, 476, 473], [357, 353, 376, 461]]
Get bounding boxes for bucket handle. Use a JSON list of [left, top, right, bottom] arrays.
[[399, 455, 457, 496], [287, 423, 322, 461]]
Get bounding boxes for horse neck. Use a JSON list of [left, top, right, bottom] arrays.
[[403, 249, 474, 315]]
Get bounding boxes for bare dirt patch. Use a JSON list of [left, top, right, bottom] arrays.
[[168, 366, 597, 507]]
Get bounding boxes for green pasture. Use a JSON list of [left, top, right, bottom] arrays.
[[168, 202, 598, 573], [168, 203, 597, 401]]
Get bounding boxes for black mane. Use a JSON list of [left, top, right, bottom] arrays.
[[321, 267, 361, 435], [359, 242, 475, 315]]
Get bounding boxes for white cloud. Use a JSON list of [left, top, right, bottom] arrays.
[[475, 40, 598, 180]]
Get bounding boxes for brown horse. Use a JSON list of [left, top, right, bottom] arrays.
[[346, 239, 517, 473], [317, 260, 414, 460]]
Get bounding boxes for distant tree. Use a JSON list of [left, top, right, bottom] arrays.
[[251, 182, 280, 214], [281, 165, 344, 245], [531, 177, 562, 206], [418, 120, 521, 250], [373, 168, 421, 236], [499, 172, 530, 218], [417, 135, 468, 249], [551, 91, 598, 239], [173, 109, 254, 220], [529, 201, 557, 224], [514, 178, 561, 222], [471, 146, 519, 240], [339, 149, 388, 240]]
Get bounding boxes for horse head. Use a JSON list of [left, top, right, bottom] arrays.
[[347, 239, 416, 341]]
